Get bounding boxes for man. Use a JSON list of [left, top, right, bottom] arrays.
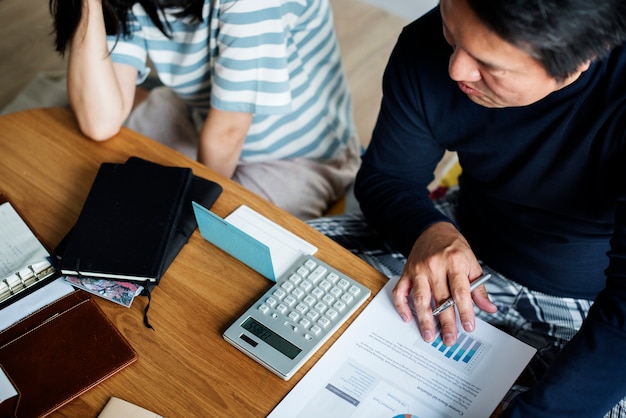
[[351, 0, 626, 416]]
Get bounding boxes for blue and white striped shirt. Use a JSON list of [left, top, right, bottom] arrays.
[[107, 0, 356, 162]]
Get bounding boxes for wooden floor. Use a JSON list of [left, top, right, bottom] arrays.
[[0, 0, 407, 147], [0, 0, 65, 109]]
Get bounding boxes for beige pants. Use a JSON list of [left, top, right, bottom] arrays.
[[127, 86, 360, 219], [232, 136, 360, 219]]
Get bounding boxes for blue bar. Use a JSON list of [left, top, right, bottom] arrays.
[[453, 336, 473, 361], [431, 335, 443, 350], [463, 341, 482, 363], [445, 333, 465, 358]]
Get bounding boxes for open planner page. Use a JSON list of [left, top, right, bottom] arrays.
[[0, 201, 51, 281], [0, 201, 55, 305]]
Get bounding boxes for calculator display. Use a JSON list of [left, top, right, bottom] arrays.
[[241, 317, 302, 359]]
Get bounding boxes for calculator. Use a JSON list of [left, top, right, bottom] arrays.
[[223, 254, 371, 380]]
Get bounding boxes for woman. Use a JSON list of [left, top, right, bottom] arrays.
[[50, 0, 360, 219]]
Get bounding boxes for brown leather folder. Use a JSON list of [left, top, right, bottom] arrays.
[[0, 290, 137, 418]]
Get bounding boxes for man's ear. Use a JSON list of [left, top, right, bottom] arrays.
[[577, 60, 592, 73]]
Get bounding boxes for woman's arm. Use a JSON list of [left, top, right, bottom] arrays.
[[67, 0, 137, 141], [197, 107, 253, 178]]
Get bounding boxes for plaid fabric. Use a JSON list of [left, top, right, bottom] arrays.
[[306, 191, 626, 417], [307, 214, 406, 279]]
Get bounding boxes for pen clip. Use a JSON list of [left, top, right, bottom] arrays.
[[431, 298, 455, 316], [431, 273, 493, 316]]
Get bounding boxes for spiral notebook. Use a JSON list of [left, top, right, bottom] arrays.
[[0, 193, 59, 309]]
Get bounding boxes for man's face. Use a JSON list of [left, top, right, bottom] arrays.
[[440, 0, 582, 108]]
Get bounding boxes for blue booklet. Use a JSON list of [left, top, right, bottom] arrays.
[[192, 203, 316, 281]]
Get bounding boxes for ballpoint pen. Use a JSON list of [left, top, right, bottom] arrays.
[[431, 273, 493, 316]]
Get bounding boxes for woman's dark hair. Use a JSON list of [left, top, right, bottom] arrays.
[[467, 0, 626, 81], [49, 0, 203, 54]]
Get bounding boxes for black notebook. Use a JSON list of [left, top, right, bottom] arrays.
[[60, 160, 194, 283], [126, 157, 223, 275]]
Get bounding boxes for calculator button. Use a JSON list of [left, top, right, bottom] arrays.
[[308, 266, 327, 283], [265, 297, 278, 307], [296, 266, 309, 277], [288, 274, 301, 285], [258, 304, 270, 314], [272, 288, 286, 299], [314, 302, 327, 314], [299, 280, 313, 291], [337, 278, 350, 290], [326, 272, 339, 283], [280, 281, 294, 292], [348, 285, 361, 296], [325, 308, 338, 320], [295, 303, 308, 314], [285, 322, 298, 332], [311, 287, 324, 299], [317, 316, 331, 328], [310, 325, 322, 335], [330, 287, 342, 298], [333, 300, 346, 311], [340, 294, 354, 304], [304, 259, 317, 270], [276, 304, 288, 314], [319, 280, 331, 291], [291, 287, 305, 299], [303, 295, 316, 306], [299, 318, 311, 328], [306, 310, 319, 321], [288, 311, 300, 321], [304, 333, 313, 341], [322, 294, 335, 304], [283, 295, 297, 306]]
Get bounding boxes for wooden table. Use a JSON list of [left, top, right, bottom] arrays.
[[0, 108, 388, 417]]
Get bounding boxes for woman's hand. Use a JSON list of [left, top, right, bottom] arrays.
[[67, 0, 137, 140]]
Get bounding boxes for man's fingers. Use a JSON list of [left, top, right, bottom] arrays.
[[450, 279, 476, 334], [472, 284, 498, 314], [413, 276, 438, 342], [392, 276, 414, 323], [435, 303, 458, 345]]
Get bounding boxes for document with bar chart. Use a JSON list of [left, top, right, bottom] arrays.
[[428, 326, 491, 375], [269, 277, 536, 418]]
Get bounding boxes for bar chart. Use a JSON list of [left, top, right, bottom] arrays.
[[429, 329, 491, 374]]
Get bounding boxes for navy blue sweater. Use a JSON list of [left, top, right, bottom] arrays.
[[355, 8, 626, 417]]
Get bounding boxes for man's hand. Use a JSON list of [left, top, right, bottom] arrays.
[[392, 222, 497, 346]]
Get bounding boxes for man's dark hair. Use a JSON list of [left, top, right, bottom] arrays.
[[467, 0, 626, 81], [49, 0, 203, 55]]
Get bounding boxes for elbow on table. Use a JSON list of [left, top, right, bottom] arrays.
[[75, 116, 122, 142]]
